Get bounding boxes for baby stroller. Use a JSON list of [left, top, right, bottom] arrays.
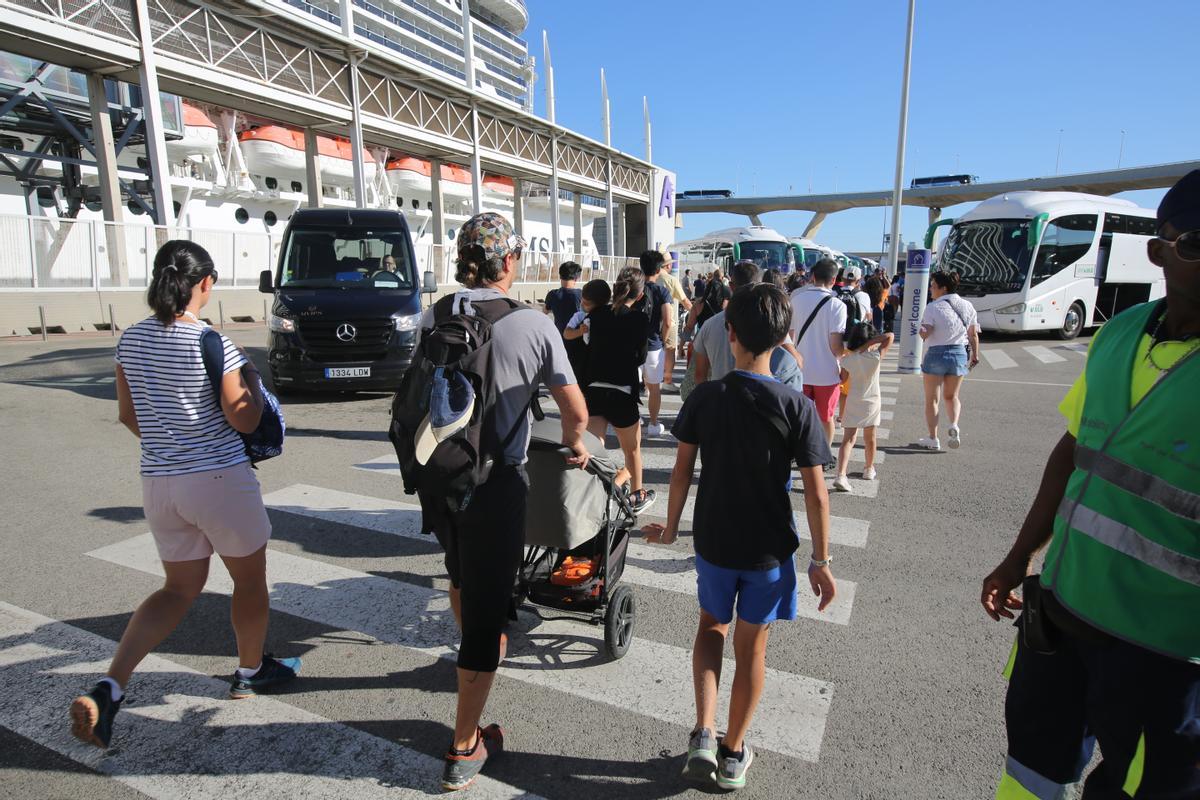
[[516, 414, 639, 659]]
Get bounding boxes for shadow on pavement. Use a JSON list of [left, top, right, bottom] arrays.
[[87, 506, 145, 524]]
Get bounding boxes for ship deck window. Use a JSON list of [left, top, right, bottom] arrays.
[[235, 207, 250, 224], [265, 211, 278, 227]]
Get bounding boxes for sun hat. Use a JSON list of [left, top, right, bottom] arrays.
[[413, 367, 476, 465]]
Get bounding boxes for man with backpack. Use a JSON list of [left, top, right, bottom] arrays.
[[789, 258, 848, 456], [389, 212, 590, 791]]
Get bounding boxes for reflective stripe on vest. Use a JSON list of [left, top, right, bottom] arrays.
[[1057, 497, 1200, 587], [1075, 444, 1200, 522], [1042, 300, 1200, 662], [995, 756, 1073, 800]]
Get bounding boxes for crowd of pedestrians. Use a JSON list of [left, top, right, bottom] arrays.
[[68, 170, 1200, 797]]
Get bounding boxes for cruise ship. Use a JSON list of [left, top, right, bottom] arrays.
[[0, 0, 626, 308]]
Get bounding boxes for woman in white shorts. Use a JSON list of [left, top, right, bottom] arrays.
[[70, 240, 299, 751]]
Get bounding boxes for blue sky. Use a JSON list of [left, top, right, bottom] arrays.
[[525, 0, 1197, 253]]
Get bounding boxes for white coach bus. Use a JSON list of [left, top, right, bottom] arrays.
[[928, 192, 1163, 339], [675, 225, 797, 274]]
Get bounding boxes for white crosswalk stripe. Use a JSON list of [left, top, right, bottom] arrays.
[[0, 602, 537, 799], [87, 535, 835, 762], [1022, 345, 1068, 364], [263, 484, 857, 626], [980, 349, 1018, 370]]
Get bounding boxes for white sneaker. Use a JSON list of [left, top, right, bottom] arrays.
[[916, 436, 941, 451], [832, 474, 853, 492], [862, 466, 877, 481], [947, 427, 961, 449], [646, 422, 664, 438]]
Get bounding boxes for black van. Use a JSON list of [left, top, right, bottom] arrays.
[[260, 208, 435, 393]]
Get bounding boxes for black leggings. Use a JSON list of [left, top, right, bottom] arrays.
[[434, 465, 527, 673]]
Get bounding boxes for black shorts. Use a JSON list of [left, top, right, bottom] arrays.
[[585, 386, 640, 429], [430, 464, 528, 673]]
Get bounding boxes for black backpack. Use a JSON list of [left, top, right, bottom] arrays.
[[839, 289, 877, 352], [388, 293, 525, 512]]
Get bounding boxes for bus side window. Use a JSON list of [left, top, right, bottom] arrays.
[[1030, 214, 1097, 287]]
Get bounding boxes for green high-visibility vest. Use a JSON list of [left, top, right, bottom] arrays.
[[1041, 300, 1200, 663]]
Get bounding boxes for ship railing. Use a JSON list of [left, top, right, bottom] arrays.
[[414, 241, 637, 288], [0, 214, 280, 291]]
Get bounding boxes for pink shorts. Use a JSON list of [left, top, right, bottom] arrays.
[[141, 462, 271, 562], [803, 384, 841, 423]]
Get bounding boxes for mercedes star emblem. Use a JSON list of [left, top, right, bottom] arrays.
[[336, 323, 357, 342]]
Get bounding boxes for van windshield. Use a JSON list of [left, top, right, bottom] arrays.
[[939, 219, 1033, 294], [281, 227, 415, 290]]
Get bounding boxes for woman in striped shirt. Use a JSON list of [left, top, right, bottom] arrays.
[[70, 241, 298, 751]]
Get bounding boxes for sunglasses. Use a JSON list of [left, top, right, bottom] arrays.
[[1158, 230, 1200, 262]]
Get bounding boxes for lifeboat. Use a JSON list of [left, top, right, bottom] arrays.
[[239, 125, 376, 189], [384, 156, 515, 202], [164, 102, 220, 167]]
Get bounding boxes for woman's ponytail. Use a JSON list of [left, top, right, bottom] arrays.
[[611, 266, 645, 314], [147, 240, 216, 324]]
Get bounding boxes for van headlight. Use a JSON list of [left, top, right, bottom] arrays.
[[392, 312, 421, 332], [268, 313, 295, 332], [996, 303, 1026, 315]]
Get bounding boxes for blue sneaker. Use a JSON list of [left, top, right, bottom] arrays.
[[229, 654, 301, 699], [70, 682, 122, 749]]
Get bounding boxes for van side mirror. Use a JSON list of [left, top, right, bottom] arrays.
[[422, 270, 437, 294], [258, 270, 274, 294]]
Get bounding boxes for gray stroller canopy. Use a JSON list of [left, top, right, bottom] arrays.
[[524, 418, 617, 550]]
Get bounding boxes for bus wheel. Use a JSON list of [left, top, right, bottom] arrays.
[[1058, 302, 1085, 340]]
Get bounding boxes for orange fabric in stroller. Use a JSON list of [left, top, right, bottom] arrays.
[[550, 556, 597, 586]]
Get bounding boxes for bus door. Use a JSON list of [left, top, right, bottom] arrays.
[[1027, 214, 1098, 328]]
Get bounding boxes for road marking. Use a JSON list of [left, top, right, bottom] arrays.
[[269, 484, 869, 548], [0, 602, 537, 799], [878, 376, 901, 384], [881, 396, 896, 406], [980, 349, 1018, 370], [622, 547, 857, 626], [1059, 343, 1089, 355], [87, 536, 834, 762], [963, 378, 1074, 388], [1023, 345, 1067, 364]]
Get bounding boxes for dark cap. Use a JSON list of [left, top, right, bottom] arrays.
[[1158, 169, 1200, 234]]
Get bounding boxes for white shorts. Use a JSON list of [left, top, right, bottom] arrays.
[[142, 462, 271, 562], [642, 347, 665, 385]]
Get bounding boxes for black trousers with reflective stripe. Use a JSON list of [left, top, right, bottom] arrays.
[[1006, 628, 1200, 798]]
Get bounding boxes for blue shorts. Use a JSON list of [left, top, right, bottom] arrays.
[[695, 553, 798, 625], [922, 344, 969, 377]]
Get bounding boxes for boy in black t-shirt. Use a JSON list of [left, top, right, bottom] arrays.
[[543, 261, 583, 333], [643, 284, 837, 790]]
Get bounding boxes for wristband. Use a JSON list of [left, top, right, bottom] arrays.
[[810, 555, 832, 568]]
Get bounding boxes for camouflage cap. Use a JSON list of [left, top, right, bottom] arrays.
[[456, 212, 526, 260]]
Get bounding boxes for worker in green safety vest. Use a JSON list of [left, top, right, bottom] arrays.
[[981, 170, 1200, 799]]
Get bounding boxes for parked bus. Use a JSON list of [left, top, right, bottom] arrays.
[[675, 225, 796, 273], [928, 191, 1162, 340], [789, 237, 831, 271]]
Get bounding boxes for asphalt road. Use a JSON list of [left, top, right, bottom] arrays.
[[0, 325, 1091, 799]]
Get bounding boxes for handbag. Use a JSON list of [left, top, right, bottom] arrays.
[[200, 329, 285, 464]]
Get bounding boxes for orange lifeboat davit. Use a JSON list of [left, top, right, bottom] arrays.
[[238, 125, 376, 189]]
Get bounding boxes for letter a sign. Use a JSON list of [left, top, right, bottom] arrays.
[[658, 174, 674, 218]]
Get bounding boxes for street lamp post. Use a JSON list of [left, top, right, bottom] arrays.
[[885, 0, 916, 278]]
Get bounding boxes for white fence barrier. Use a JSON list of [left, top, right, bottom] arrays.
[[0, 214, 637, 291]]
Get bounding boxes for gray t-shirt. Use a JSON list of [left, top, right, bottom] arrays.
[[417, 288, 576, 465], [694, 309, 735, 381]]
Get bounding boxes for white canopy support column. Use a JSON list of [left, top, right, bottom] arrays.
[[430, 157, 446, 247], [572, 192, 583, 259], [549, 138, 561, 256], [86, 71, 127, 284], [802, 212, 828, 239], [605, 159, 615, 258], [133, 0, 174, 226], [346, 52, 368, 208], [512, 177, 525, 237], [303, 127, 324, 208]]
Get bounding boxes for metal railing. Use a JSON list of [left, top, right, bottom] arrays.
[[0, 215, 635, 291], [415, 242, 637, 288], [0, 215, 278, 291]]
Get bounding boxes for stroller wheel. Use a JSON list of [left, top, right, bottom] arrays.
[[604, 584, 636, 660]]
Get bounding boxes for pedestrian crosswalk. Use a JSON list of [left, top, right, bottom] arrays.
[[975, 342, 1087, 370], [6, 354, 907, 792]]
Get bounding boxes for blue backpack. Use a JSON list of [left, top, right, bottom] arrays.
[[200, 329, 285, 464]]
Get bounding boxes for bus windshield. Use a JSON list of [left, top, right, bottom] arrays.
[[737, 241, 792, 270], [939, 219, 1033, 294]]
